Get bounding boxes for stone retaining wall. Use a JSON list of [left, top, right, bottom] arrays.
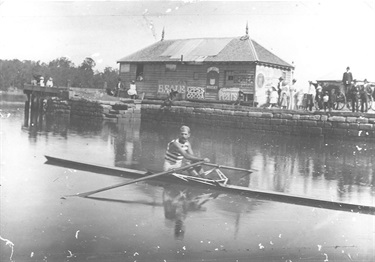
[[44, 98, 375, 139], [45, 98, 70, 116], [69, 99, 104, 118], [140, 100, 375, 139]]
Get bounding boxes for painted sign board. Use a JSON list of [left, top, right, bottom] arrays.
[[219, 88, 240, 101], [158, 80, 187, 94], [255, 65, 290, 107], [206, 67, 219, 97]]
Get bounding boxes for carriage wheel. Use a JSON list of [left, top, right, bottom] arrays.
[[334, 92, 346, 110]]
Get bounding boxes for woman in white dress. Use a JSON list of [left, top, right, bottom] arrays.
[[289, 79, 297, 110], [269, 86, 279, 108], [128, 80, 137, 99], [280, 82, 289, 109]]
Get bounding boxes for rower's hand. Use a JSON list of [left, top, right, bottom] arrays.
[[203, 158, 210, 163]]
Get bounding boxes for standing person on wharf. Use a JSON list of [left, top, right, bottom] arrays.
[[163, 126, 210, 177], [342, 66, 353, 95], [280, 81, 289, 109], [306, 81, 316, 111], [359, 79, 371, 113], [277, 77, 284, 106], [315, 82, 323, 110], [350, 79, 360, 112], [268, 86, 279, 108], [289, 79, 297, 110]]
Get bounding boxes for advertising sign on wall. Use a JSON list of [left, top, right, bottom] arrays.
[[206, 67, 219, 95], [158, 80, 187, 94], [219, 88, 240, 101], [255, 65, 290, 107]]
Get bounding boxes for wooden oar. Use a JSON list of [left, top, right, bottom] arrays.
[[65, 160, 205, 198], [202, 163, 256, 172]]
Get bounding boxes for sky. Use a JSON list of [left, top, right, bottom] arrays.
[[0, 0, 374, 86]]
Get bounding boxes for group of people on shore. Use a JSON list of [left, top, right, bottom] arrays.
[[342, 67, 373, 113], [268, 77, 300, 110], [267, 77, 323, 111], [107, 79, 138, 99], [31, 75, 54, 87], [267, 67, 374, 113]]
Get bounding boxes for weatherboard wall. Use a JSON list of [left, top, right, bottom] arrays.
[[119, 62, 259, 100], [119, 61, 291, 105]]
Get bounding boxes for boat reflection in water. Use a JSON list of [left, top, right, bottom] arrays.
[[162, 185, 221, 240]]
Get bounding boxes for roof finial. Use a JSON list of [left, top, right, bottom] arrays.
[[240, 22, 249, 41], [161, 27, 165, 41]]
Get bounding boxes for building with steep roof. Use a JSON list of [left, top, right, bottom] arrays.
[[117, 33, 294, 106]]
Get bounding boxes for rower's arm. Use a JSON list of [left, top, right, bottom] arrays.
[[173, 141, 208, 162], [186, 142, 194, 156]]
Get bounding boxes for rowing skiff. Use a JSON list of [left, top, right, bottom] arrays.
[[44, 155, 375, 215]]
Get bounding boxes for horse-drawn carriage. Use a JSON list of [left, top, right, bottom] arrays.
[[316, 80, 374, 111]]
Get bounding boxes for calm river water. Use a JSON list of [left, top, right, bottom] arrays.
[[1, 101, 374, 262]]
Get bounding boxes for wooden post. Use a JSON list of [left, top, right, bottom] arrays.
[[37, 95, 44, 129], [24, 93, 31, 127], [30, 93, 38, 127]]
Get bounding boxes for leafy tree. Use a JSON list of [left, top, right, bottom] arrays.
[[102, 67, 119, 89], [0, 57, 119, 91], [48, 57, 75, 87], [76, 57, 96, 88]]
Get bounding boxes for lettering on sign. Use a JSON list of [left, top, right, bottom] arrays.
[[218, 88, 240, 101], [234, 75, 254, 85], [158, 80, 187, 94]]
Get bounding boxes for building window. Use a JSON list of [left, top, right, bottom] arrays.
[[225, 71, 234, 85], [120, 63, 130, 73], [136, 64, 144, 81], [193, 72, 199, 80], [165, 64, 177, 72]]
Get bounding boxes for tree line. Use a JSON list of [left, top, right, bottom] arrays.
[[0, 57, 119, 91]]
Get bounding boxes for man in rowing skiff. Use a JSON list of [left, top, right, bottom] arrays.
[[163, 125, 210, 177]]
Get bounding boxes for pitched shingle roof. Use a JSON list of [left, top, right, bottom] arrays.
[[117, 36, 293, 68]]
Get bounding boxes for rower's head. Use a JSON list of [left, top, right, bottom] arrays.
[[179, 125, 190, 142]]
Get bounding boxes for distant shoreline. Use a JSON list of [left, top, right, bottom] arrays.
[[0, 91, 27, 103]]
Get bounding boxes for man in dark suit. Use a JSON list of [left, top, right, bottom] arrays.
[[350, 79, 359, 112], [342, 66, 353, 95]]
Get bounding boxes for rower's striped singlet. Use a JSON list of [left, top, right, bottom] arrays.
[[165, 139, 188, 163]]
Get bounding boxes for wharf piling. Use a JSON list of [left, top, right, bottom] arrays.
[[23, 84, 69, 127]]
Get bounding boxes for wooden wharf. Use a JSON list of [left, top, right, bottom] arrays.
[[23, 84, 69, 127]]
